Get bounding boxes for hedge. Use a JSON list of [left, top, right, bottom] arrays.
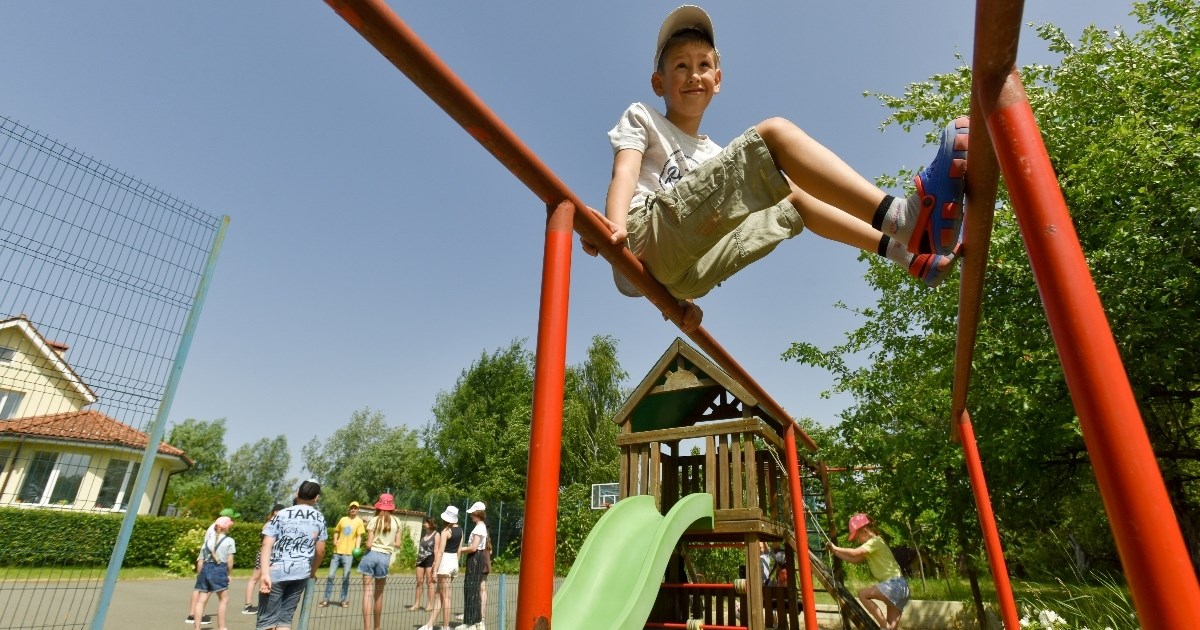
[[0, 507, 264, 568]]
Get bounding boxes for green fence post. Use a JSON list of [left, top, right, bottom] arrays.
[[89, 216, 230, 630]]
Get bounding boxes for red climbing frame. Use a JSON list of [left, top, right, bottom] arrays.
[[324, 1, 1200, 628], [956, 1, 1200, 628]]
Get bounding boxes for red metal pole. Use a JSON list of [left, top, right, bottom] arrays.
[[987, 89, 1200, 628], [955, 410, 1020, 629], [515, 200, 575, 630], [784, 425, 818, 630]]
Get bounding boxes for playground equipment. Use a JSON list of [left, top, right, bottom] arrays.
[[324, 1, 1200, 628]]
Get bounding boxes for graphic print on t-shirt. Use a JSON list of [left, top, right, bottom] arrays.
[[659, 148, 702, 189], [265, 505, 327, 581]]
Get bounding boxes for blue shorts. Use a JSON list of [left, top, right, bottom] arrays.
[[877, 576, 910, 610], [194, 562, 229, 593], [357, 550, 391, 578]]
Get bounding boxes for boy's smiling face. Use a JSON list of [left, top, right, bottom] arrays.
[[652, 39, 721, 133]]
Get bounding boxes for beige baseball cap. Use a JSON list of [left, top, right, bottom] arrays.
[[654, 5, 717, 71]]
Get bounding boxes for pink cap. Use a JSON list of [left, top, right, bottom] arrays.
[[215, 516, 234, 529], [848, 513, 871, 540]]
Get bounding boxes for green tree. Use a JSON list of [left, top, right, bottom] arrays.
[[561, 335, 627, 486], [163, 418, 230, 518], [225, 435, 292, 521], [301, 407, 425, 515], [424, 340, 535, 503], [786, 0, 1200, 574]]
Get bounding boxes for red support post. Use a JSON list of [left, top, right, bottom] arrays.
[[955, 410, 1020, 629], [515, 200, 576, 630], [986, 87, 1200, 628], [784, 425, 818, 630]]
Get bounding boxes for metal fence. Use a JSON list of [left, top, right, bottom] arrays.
[[0, 115, 226, 629]]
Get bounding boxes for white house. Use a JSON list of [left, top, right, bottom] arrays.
[[0, 315, 191, 514]]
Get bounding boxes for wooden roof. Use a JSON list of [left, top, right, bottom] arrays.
[[611, 338, 792, 436]]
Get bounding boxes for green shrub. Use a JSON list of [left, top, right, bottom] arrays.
[[395, 528, 417, 570], [166, 527, 207, 576], [0, 507, 264, 569]]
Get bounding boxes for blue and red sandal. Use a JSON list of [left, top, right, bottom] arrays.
[[908, 244, 961, 288], [908, 116, 969, 256]]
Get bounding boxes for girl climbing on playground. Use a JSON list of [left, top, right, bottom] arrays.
[[826, 513, 909, 630]]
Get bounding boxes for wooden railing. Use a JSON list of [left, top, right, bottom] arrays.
[[617, 418, 791, 527]]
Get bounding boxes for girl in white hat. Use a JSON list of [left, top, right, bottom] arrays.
[[460, 502, 490, 630], [419, 506, 462, 630]]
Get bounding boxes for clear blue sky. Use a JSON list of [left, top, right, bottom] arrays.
[[1, 2, 1137, 473]]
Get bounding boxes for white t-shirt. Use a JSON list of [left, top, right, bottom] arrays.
[[201, 532, 236, 565], [470, 522, 488, 550], [607, 102, 724, 296], [263, 504, 328, 583]]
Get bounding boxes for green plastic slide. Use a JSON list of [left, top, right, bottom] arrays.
[[553, 493, 715, 630]]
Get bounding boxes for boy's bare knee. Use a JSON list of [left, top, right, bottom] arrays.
[[756, 117, 805, 144]]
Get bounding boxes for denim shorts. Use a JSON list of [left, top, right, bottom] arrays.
[[193, 562, 229, 593], [625, 127, 802, 299], [256, 578, 307, 630], [877, 576, 910, 609], [357, 550, 391, 578]]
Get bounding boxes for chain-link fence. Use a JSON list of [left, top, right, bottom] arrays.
[[0, 115, 225, 629]]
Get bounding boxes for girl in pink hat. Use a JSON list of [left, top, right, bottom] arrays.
[[358, 493, 400, 630], [826, 513, 910, 630]]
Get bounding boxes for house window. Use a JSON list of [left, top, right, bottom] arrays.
[[95, 459, 140, 511], [17, 451, 92, 506], [0, 346, 15, 362], [0, 388, 23, 420]]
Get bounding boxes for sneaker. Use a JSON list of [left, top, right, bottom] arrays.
[[183, 615, 212, 625], [908, 116, 969, 256], [417, 625, 433, 630], [242, 604, 258, 614], [908, 244, 961, 288]]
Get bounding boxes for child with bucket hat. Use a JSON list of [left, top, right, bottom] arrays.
[[419, 506, 463, 630], [358, 494, 400, 630], [826, 513, 910, 630]]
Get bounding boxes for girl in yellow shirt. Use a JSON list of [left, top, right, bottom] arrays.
[[827, 513, 910, 630]]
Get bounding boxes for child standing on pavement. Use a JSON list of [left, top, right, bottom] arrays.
[[193, 516, 236, 630], [582, 5, 968, 330]]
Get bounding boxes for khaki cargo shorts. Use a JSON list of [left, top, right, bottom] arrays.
[[626, 127, 804, 300]]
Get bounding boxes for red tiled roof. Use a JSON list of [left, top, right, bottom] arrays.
[[0, 409, 190, 461]]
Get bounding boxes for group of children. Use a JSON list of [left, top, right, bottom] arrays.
[[188, 483, 492, 630]]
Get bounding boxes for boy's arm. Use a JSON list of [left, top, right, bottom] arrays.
[[582, 148, 642, 256], [312, 539, 326, 578], [259, 535, 275, 591]]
